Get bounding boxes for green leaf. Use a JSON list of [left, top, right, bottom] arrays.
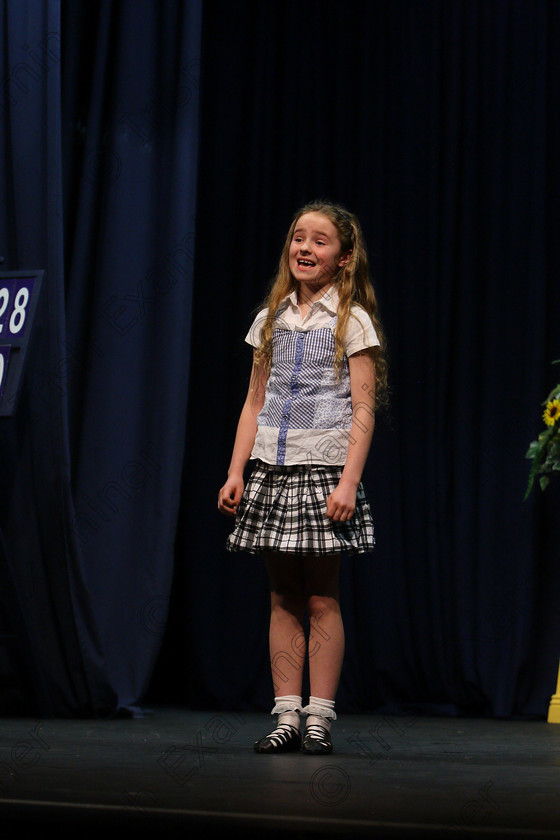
[[525, 441, 540, 459], [539, 475, 550, 492], [543, 386, 560, 404]]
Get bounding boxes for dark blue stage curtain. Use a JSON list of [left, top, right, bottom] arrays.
[[0, 0, 201, 716], [152, 0, 560, 721]]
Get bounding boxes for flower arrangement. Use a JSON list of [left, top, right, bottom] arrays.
[[525, 360, 560, 499]]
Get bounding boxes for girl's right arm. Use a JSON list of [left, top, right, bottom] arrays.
[[218, 352, 268, 517]]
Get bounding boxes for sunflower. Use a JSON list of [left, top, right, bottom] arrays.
[[525, 361, 560, 498], [543, 398, 560, 427]]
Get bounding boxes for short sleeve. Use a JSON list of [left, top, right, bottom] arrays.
[[245, 308, 269, 348], [344, 305, 380, 357]]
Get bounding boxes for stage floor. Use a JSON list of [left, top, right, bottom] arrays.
[[0, 706, 559, 839]]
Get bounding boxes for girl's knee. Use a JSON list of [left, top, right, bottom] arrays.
[[271, 593, 306, 622], [307, 594, 341, 621]]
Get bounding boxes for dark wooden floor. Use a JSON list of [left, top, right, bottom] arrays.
[[0, 706, 559, 839]]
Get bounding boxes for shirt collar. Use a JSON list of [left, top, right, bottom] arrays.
[[286, 285, 339, 315]]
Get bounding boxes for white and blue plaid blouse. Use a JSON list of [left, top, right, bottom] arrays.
[[245, 286, 379, 466]]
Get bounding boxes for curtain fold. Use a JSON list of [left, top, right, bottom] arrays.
[[0, 0, 114, 715], [0, 0, 202, 716]]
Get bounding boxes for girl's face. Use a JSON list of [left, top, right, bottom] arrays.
[[288, 212, 350, 294]]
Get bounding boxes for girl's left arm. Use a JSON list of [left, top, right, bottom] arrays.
[[326, 349, 376, 522]]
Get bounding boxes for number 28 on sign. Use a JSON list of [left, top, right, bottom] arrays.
[[0, 277, 34, 338]]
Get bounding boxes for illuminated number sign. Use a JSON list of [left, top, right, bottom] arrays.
[[0, 271, 44, 416]]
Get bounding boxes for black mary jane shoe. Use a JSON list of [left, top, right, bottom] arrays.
[[253, 724, 301, 754], [301, 724, 333, 755]]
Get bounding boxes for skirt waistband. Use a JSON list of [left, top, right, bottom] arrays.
[[253, 459, 342, 474]]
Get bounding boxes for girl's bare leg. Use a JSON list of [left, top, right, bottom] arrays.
[[304, 554, 344, 701], [264, 552, 306, 697]]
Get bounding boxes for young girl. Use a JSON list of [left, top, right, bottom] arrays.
[[218, 200, 388, 755]]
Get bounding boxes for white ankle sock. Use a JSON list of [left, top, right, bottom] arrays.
[[303, 696, 336, 732], [277, 710, 300, 729], [306, 713, 332, 732], [271, 694, 303, 715], [269, 695, 303, 733]]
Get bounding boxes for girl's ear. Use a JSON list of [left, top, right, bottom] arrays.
[[338, 250, 353, 267]]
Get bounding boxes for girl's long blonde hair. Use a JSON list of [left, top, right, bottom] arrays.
[[254, 199, 389, 410]]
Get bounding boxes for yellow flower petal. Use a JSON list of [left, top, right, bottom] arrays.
[[543, 399, 560, 427]]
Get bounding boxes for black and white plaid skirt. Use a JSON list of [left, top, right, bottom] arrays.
[[226, 460, 375, 556]]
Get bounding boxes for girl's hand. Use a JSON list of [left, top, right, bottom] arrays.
[[218, 475, 244, 517], [326, 480, 357, 522]]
